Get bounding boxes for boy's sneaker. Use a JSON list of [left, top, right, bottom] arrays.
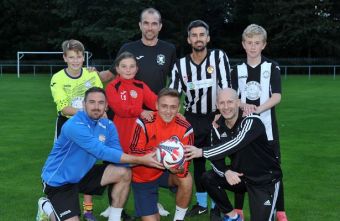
[[83, 211, 98, 221], [36, 197, 49, 221], [223, 214, 243, 221], [276, 211, 288, 221], [186, 203, 208, 217], [210, 207, 221, 221]]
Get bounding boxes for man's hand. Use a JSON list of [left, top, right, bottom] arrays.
[[141, 110, 154, 122], [240, 103, 257, 116], [212, 114, 221, 128], [225, 170, 243, 185], [138, 151, 164, 169], [184, 145, 203, 161]]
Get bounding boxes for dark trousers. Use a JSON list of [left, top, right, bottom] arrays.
[[201, 170, 280, 221], [184, 112, 213, 193]]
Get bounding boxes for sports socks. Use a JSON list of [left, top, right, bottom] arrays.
[[196, 192, 208, 207], [108, 207, 123, 221], [83, 202, 93, 213], [42, 200, 53, 217], [211, 200, 216, 209], [173, 205, 187, 221]]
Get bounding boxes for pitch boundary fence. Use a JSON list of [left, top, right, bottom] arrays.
[[0, 63, 339, 79]]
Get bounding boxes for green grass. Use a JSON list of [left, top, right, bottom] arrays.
[[0, 74, 339, 220]]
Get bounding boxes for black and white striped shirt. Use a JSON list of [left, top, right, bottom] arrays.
[[169, 49, 231, 114]]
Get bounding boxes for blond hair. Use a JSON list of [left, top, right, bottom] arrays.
[[242, 24, 267, 42]]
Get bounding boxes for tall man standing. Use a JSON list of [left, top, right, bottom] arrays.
[[100, 7, 176, 94], [169, 20, 231, 219]]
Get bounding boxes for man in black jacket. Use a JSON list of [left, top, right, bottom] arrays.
[[185, 88, 282, 221]]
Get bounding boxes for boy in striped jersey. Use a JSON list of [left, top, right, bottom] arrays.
[[231, 24, 288, 221]]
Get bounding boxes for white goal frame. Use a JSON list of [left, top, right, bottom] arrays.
[[16, 51, 91, 78]]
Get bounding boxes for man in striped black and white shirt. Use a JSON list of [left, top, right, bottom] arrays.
[[169, 19, 231, 218]]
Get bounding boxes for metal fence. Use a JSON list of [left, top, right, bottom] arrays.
[[0, 63, 339, 79]]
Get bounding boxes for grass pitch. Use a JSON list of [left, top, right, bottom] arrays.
[[0, 74, 339, 220]]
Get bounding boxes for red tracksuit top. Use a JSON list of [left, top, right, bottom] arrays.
[[106, 76, 157, 153], [129, 112, 194, 183]]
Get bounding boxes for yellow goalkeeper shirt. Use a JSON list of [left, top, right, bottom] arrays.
[[50, 68, 103, 117]]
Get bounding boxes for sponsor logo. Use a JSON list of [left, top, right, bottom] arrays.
[[99, 134, 106, 142], [71, 97, 84, 109], [136, 55, 144, 60], [157, 54, 165, 65], [262, 70, 270, 79], [220, 132, 228, 138], [264, 200, 271, 206], [198, 209, 207, 214], [60, 210, 71, 217], [120, 91, 127, 100], [238, 73, 248, 79], [245, 81, 262, 100]]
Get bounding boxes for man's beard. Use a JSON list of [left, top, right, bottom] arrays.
[[192, 45, 206, 52]]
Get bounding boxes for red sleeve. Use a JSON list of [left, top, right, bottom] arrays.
[[106, 81, 143, 118], [129, 119, 154, 155], [177, 126, 194, 178], [142, 83, 157, 111]]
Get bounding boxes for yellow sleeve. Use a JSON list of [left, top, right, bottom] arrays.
[[50, 71, 70, 114]]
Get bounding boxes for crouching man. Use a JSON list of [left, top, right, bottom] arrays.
[[36, 87, 163, 221]]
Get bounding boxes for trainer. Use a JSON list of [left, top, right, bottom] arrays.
[[100, 7, 176, 94], [185, 88, 282, 221], [36, 87, 163, 221]]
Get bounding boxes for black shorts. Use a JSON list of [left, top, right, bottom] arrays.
[[43, 164, 107, 220]]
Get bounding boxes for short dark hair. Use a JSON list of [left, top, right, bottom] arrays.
[[187, 20, 209, 35], [157, 88, 180, 102], [140, 7, 162, 24], [114, 51, 137, 67], [84, 87, 107, 101]]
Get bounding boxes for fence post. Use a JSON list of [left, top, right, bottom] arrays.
[[334, 66, 336, 80], [33, 66, 36, 76], [308, 66, 311, 80]]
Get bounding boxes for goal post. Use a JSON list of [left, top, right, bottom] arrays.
[[16, 51, 92, 78]]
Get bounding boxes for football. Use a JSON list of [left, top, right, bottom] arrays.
[[156, 136, 185, 170]]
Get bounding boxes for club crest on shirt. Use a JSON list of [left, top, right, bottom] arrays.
[[207, 65, 214, 74], [156, 54, 165, 65], [130, 90, 138, 98], [98, 134, 106, 142], [262, 70, 270, 79], [85, 81, 92, 88], [245, 81, 262, 100]]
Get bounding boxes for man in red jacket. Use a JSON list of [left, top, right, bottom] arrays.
[[129, 88, 194, 221]]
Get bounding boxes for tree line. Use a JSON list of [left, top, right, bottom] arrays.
[[1, 0, 339, 61]]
